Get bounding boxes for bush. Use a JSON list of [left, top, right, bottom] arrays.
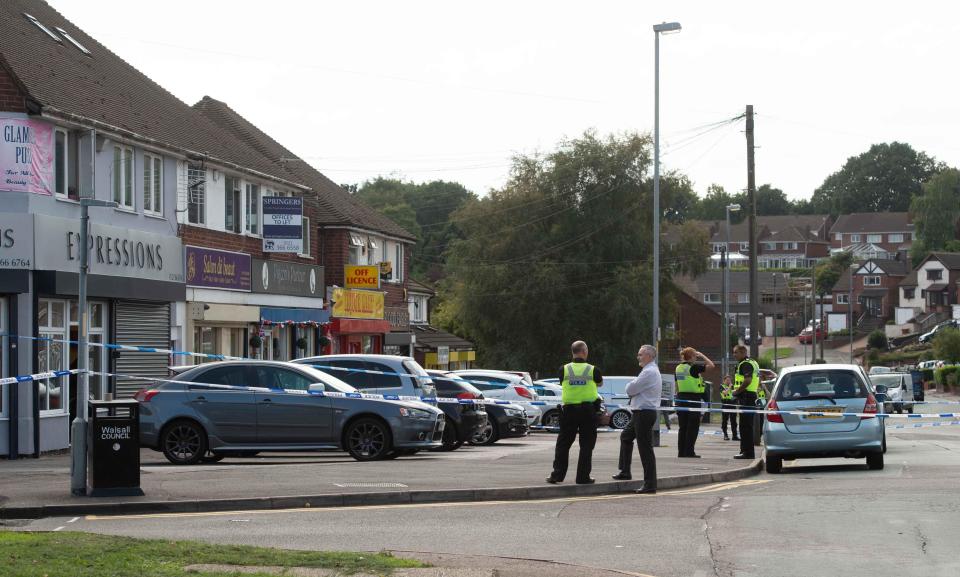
[[920, 368, 935, 384], [933, 328, 960, 363], [867, 348, 881, 366], [757, 355, 774, 371], [830, 329, 851, 337], [867, 330, 888, 350], [934, 365, 960, 386]]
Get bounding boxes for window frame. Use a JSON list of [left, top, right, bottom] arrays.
[[187, 164, 206, 225], [54, 127, 69, 199], [866, 234, 882, 244], [395, 243, 404, 282], [703, 293, 721, 304], [850, 234, 861, 243], [142, 152, 163, 216], [737, 293, 750, 304], [863, 276, 882, 287], [904, 288, 916, 300], [927, 269, 943, 281], [836, 294, 849, 304], [888, 233, 904, 244], [299, 216, 311, 257], [224, 175, 242, 233], [245, 183, 261, 236], [112, 145, 135, 210]]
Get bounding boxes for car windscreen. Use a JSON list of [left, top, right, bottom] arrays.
[[775, 370, 870, 401], [295, 365, 359, 393], [870, 374, 905, 388], [402, 360, 433, 387]]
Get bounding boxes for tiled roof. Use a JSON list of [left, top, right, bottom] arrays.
[[928, 252, 960, 270], [867, 259, 909, 277], [758, 214, 831, 236], [675, 270, 790, 295], [192, 97, 415, 240], [829, 212, 913, 234], [0, 0, 306, 188], [899, 269, 919, 287], [412, 325, 474, 349], [407, 278, 436, 295]]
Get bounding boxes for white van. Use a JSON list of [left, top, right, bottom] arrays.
[[601, 374, 675, 429]]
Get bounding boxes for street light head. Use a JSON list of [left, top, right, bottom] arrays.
[[653, 21, 682, 33]]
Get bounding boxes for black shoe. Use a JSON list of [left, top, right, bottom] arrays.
[[733, 453, 755, 460], [732, 436, 740, 441], [576, 478, 595, 485], [611, 473, 632, 480], [680, 454, 702, 458], [723, 434, 730, 440], [635, 485, 657, 494], [546, 476, 562, 484]]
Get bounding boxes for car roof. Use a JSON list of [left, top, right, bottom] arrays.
[[777, 364, 864, 376], [296, 354, 413, 363]]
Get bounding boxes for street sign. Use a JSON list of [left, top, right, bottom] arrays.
[[262, 196, 302, 253]]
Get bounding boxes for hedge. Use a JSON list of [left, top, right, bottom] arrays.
[[934, 365, 960, 386]]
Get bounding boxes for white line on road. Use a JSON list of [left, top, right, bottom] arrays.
[[67, 517, 79, 524], [52, 526, 64, 531]]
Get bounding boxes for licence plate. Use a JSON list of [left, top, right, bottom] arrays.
[[802, 406, 843, 419]]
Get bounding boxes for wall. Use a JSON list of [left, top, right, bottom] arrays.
[[319, 227, 411, 312], [0, 65, 26, 112]]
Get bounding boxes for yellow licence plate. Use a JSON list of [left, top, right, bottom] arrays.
[[802, 406, 843, 419]]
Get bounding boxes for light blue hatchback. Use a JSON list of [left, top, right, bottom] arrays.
[[763, 364, 884, 474]]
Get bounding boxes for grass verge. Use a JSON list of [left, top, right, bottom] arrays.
[[0, 531, 425, 576], [761, 347, 794, 362]]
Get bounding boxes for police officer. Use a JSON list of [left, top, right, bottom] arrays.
[[547, 340, 603, 485], [732, 344, 759, 459], [720, 375, 739, 441], [675, 347, 715, 458]]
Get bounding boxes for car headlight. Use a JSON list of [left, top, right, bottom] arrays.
[[504, 407, 523, 416], [398, 407, 434, 419]]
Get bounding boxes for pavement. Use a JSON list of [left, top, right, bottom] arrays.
[[0, 425, 761, 519]]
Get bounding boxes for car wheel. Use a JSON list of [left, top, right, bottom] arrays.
[[610, 410, 632, 430], [882, 430, 887, 454], [542, 409, 561, 428], [765, 456, 782, 474], [867, 451, 884, 470], [345, 418, 393, 461], [438, 420, 463, 451], [200, 451, 224, 463], [161, 420, 208, 466], [472, 420, 499, 446], [906, 406, 913, 414]]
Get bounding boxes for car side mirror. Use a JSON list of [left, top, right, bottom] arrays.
[[308, 383, 325, 393]]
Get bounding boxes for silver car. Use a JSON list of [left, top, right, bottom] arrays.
[[763, 364, 884, 473], [136, 361, 444, 464]]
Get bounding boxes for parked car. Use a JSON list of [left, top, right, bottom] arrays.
[[452, 370, 542, 426], [469, 402, 529, 445], [598, 374, 675, 430], [798, 325, 825, 345], [425, 370, 489, 450], [916, 360, 941, 370], [868, 366, 893, 375], [136, 361, 444, 464], [919, 319, 960, 344], [530, 380, 612, 428], [869, 372, 915, 414], [763, 364, 884, 473], [744, 328, 762, 346], [293, 354, 437, 400]]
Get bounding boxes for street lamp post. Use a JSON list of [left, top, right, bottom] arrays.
[[724, 204, 741, 372], [773, 273, 779, 371], [651, 20, 681, 346], [849, 263, 856, 364], [70, 197, 118, 496]]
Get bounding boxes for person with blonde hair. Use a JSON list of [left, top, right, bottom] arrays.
[[675, 347, 715, 458]]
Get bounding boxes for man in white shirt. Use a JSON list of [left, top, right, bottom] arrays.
[[611, 344, 660, 494]]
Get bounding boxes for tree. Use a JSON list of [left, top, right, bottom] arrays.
[[810, 142, 945, 215], [697, 184, 743, 222], [867, 330, 888, 351], [911, 168, 960, 254], [814, 251, 854, 296], [755, 184, 792, 216], [933, 328, 960, 364]]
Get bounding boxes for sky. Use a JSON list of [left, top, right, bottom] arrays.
[[45, 0, 960, 201]]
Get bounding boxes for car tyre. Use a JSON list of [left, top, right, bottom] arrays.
[[867, 451, 884, 470], [906, 406, 913, 414], [345, 418, 394, 461], [542, 409, 561, 428], [610, 410, 632, 430], [765, 456, 782, 474], [471, 419, 499, 446], [882, 430, 887, 454], [161, 420, 208, 466], [437, 419, 463, 451]]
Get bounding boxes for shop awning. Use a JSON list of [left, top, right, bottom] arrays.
[[412, 324, 475, 349], [260, 307, 331, 324]]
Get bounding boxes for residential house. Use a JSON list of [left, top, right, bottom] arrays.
[[830, 259, 908, 334], [406, 279, 475, 371], [700, 214, 832, 270], [675, 270, 799, 337], [888, 253, 960, 337], [829, 212, 914, 260]]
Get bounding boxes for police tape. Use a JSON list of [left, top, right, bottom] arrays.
[[0, 368, 84, 386], [657, 403, 960, 419]]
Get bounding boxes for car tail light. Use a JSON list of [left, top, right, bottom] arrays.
[[862, 393, 878, 419], [515, 386, 533, 399], [766, 398, 783, 423], [133, 388, 159, 403], [456, 391, 480, 400]]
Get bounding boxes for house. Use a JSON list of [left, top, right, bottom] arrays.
[[407, 279, 476, 371], [675, 270, 801, 337], [830, 259, 908, 333], [829, 212, 913, 259], [698, 214, 832, 270], [904, 252, 960, 317]]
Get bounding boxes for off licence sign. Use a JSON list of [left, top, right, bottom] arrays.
[[345, 265, 380, 289]]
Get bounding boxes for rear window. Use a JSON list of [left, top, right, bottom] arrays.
[[775, 370, 870, 400], [434, 377, 482, 396]]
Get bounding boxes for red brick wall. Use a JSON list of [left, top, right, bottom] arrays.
[[0, 64, 27, 112], [665, 291, 724, 384], [318, 227, 411, 310], [180, 224, 318, 265]]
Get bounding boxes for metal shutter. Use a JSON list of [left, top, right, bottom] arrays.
[[114, 300, 170, 398]]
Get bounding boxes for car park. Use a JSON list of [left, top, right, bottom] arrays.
[[763, 364, 884, 473], [425, 370, 489, 450], [469, 402, 529, 445], [919, 319, 960, 343], [452, 370, 542, 426], [598, 374, 675, 430], [870, 372, 915, 414], [136, 361, 444, 464]]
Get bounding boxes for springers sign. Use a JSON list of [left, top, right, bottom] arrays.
[[262, 196, 303, 253]]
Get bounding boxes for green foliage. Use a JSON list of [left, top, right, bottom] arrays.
[[911, 168, 960, 254], [934, 365, 960, 386], [867, 330, 888, 350], [814, 251, 854, 296], [438, 131, 709, 375], [810, 142, 945, 215], [867, 348, 881, 365], [933, 327, 960, 363], [755, 184, 792, 216]]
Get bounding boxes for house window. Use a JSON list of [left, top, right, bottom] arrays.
[[112, 145, 134, 209], [863, 276, 881, 286], [143, 153, 163, 215], [299, 216, 311, 257], [712, 243, 725, 253], [785, 242, 798, 250], [927, 269, 943, 281], [395, 243, 404, 281], [835, 232, 842, 241], [888, 233, 904, 244], [348, 233, 364, 265], [904, 288, 916, 300], [187, 164, 206, 225], [224, 176, 242, 233], [410, 295, 428, 323], [866, 234, 882, 244], [703, 293, 721, 304], [850, 234, 861, 243], [54, 128, 68, 197], [367, 237, 379, 265], [740, 242, 749, 251], [763, 242, 776, 251], [738, 293, 750, 304], [836, 294, 849, 304], [245, 183, 260, 235]]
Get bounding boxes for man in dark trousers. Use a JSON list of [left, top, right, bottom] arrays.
[[732, 344, 759, 459], [547, 340, 603, 485], [675, 347, 715, 458], [611, 344, 661, 494]]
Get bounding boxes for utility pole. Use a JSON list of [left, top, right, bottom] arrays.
[[810, 271, 817, 362], [721, 247, 728, 378], [746, 105, 759, 360]]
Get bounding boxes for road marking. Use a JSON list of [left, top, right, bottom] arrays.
[[85, 479, 770, 521], [67, 517, 79, 524], [52, 526, 64, 531]]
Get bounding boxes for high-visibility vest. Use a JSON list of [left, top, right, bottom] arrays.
[[735, 358, 760, 393], [561, 362, 599, 404], [675, 362, 705, 394], [721, 381, 735, 400]]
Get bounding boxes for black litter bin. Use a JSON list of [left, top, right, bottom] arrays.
[[910, 370, 925, 402], [87, 400, 144, 497]]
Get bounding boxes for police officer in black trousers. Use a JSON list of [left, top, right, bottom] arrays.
[[547, 340, 603, 485], [732, 344, 758, 459]]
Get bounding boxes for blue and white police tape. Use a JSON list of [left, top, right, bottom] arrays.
[[888, 419, 960, 430], [0, 368, 84, 387]]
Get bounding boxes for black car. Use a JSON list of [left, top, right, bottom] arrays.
[[474, 402, 529, 445], [426, 370, 489, 451]]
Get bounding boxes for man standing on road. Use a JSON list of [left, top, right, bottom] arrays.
[[732, 344, 759, 459], [721, 375, 739, 441], [611, 344, 660, 494], [547, 340, 603, 485], [675, 347, 715, 458]]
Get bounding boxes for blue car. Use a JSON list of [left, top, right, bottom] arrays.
[[763, 364, 884, 474]]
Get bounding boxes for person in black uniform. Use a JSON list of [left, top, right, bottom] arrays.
[[732, 344, 758, 459], [547, 340, 604, 485], [674, 347, 715, 458]]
